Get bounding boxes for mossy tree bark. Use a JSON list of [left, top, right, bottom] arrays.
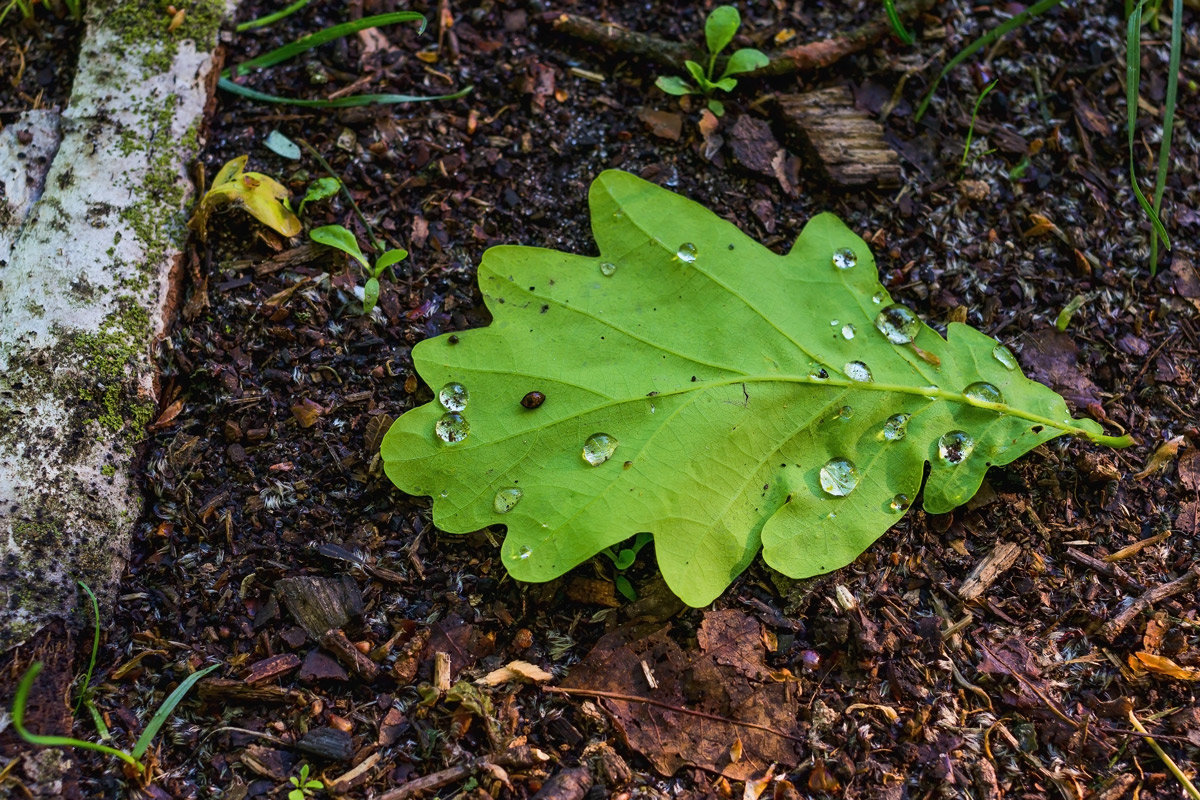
[[0, 0, 234, 791]]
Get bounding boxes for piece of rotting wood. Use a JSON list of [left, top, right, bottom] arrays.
[[276, 575, 365, 639], [958, 541, 1023, 602], [776, 86, 901, 188]]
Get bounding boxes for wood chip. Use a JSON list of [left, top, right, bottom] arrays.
[[958, 541, 1022, 602], [776, 87, 900, 187]]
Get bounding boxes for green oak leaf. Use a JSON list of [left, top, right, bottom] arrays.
[[381, 170, 1131, 607]]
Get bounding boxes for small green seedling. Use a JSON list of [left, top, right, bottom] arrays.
[[1055, 294, 1086, 332], [601, 532, 653, 601], [310, 225, 407, 314], [288, 764, 324, 799], [654, 5, 768, 116], [298, 177, 341, 217], [961, 80, 999, 170]]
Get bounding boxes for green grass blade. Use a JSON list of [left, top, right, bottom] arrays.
[[961, 79, 999, 168], [1148, 0, 1182, 273], [915, 0, 1064, 122], [73, 581, 100, 714], [12, 663, 144, 772], [236, 0, 312, 32], [884, 0, 915, 44], [1125, 0, 1171, 259], [218, 78, 472, 108], [224, 12, 427, 77], [130, 664, 220, 760]]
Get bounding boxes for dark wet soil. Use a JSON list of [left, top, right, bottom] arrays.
[[3, 0, 1200, 798]]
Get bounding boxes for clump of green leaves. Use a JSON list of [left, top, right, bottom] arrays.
[[654, 5, 768, 116], [310, 225, 407, 314], [288, 764, 324, 799], [601, 532, 653, 601], [382, 170, 1132, 607], [10, 584, 219, 778]]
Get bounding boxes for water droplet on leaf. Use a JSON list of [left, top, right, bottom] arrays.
[[889, 493, 911, 512], [675, 243, 698, 263], [582, 433, 618, 466], [882, 413, 910, 441], [599, 261, 617, 277], [841, 323, 856, 339], [493, 487, 523, 514], [844, 361, 873, 382], [832, 248, 857, 270], [992, 343, 1018, 370], [938, 431, 975, 464], [439, 382, 469, 412], [964, 381, 1004, 404], [516, 545, 532, 560], [874, 305, 920, 345], [809, 367, 829, 381], [435, 412, 470, 444], [837, 405, 853, 420], [872, 291, 885, 304], [820, 458, 859, 496]]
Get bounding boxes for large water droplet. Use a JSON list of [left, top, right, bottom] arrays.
[[841, 323, 856, 340], [675, 243, 698, 263], [809, 367, 829, 381], [435, 412, 470, 444], [882, 413, 910, 441], [874, 305, 920, 345], [889, 493, 911, 512], [844, 361, 873, 382], [599, 261, 617, 277], [516, 545, 532, 560], [820, 458, 859, 496], [938, 431, 975, 464], [992, 343, 1018, 370], [964, 381, 1004, 405], [832, 248, 857, 270], [439, 382, 469, 412], [582, 433, 618, 466], [837, 405, 854, 420], [493, 487, 523, 514]]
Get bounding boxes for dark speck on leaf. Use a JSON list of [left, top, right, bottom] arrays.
[[540, 305, 549, 313], [521, 391, 545, 409], [448, 335, 460, 344], [691, 376, 697, 382]]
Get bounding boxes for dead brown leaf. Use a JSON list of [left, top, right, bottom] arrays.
[[1131, 652, 1200, 681], [1133, 435, 1186, 480]]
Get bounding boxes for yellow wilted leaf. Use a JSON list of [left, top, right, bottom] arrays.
[[1131, 652, 1200, 681], [476, 660, 554, 686], [189, 156, 301, 241]]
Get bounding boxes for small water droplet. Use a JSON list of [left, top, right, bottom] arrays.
[[809, 367, 829, 381], [837, 405, 853, 420], [830, 319, 840, 327], [844, 361, 873, 382], [649, 403, 656, 413], [435, 412, 470, 444], [992, 343, 1018, 370], [820, 458, 859, 496], [599, 261, 617, 277], [439, 490, 449, 498], [438, 382, 469, 412], [675, 243, 698, 263], [613, 210, 625, 220], [832, 247, 857, 270], [841, 323, 856, 340], [516, 545, 532, 560], [964, 381, 1004, 405], [889, 493, 911, 512], [493, 487, 523, 514], [582, 433, 618, 466], [938, 431, 975, 464], [882, 413, 910, 441], [874, 304, 920, 345], [872, 291, 885, 304]]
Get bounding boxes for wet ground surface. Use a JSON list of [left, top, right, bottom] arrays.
[[2, 0, 1199, 797]]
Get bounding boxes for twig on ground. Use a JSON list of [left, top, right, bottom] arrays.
[[547, 0, 939, 78], [543, 685, 805, 743], [1102, 564, 1200, 641]]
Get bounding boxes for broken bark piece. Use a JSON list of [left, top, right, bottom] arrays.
[[296, 726, 354, 762], [958, 542, 1023, 602], [275, 575, 364, 639], [319, 629, 380, 682], [531, 766, 593, 800], [243, 653, 302, 684], [198, 679, 310, 705], [298, 649, 350, 683], [776, 86, 900, 188], [239, 745, 297, 780]]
